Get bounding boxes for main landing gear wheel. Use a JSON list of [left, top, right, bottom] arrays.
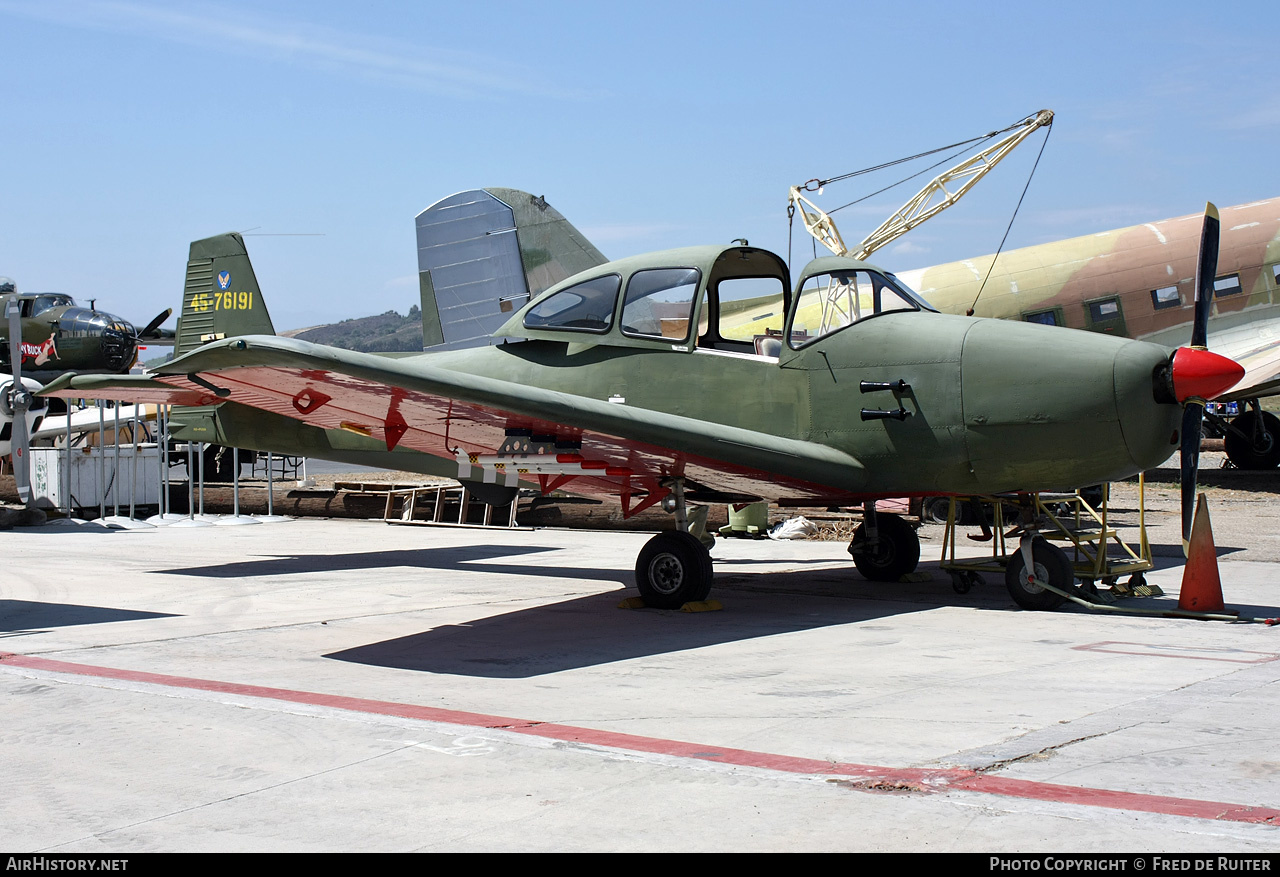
[[849, 513, 920, 582], [635, 530, 713, 609], [1223, 410, 1280, 470], [1004, 536, 1074, 611], [921, 497, 952, 524]]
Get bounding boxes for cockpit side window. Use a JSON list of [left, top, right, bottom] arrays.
[[523, 274, 621, 333], [696, 247, 790, 355], [620, 268, 701, 341], [715, 276, 787, 344], [789, 270, 919, 348]]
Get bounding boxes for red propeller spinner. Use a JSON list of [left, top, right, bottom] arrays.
[[1170, 346, 1245, 403]]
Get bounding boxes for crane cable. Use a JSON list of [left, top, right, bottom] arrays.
[[800, 117, 1031, 192], [965, 121, 1053, 316]]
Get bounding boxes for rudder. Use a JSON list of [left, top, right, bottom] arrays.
[[175, 233, 276, 357]]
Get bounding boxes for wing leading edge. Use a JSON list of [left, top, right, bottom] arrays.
[[1207, 316, 1280, 403], [41, 336, 873, 507]]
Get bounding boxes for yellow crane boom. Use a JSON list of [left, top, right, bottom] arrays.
[[790, 109, 1054, 261]]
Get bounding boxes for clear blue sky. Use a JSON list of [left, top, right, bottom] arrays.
[[3, 1, 1275, 331]]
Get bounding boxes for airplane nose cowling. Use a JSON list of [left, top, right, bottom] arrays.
[[1169, 347, 1245, 402], [1114, 339, 1185, 473], [958, 321, 1179, 490]]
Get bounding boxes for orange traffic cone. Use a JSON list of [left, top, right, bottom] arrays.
[[1179, 494, 1226, 613]]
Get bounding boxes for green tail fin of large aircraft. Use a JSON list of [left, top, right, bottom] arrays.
[[175, 233, 276, 358], [414, 187, 606, 351]]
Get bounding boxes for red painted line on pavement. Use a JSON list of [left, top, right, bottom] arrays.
[[4, 650, 1278, 826]]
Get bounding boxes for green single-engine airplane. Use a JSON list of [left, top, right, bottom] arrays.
[[37, 198, 1242, 610]]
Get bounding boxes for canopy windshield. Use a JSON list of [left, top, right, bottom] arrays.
[[789, 268, 933, 349]]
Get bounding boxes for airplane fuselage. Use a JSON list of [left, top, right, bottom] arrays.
[[410, 314, 1182, 501]]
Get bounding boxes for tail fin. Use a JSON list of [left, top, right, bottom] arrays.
[[414, 187, 606, 351], [175, 233, 276, 357]]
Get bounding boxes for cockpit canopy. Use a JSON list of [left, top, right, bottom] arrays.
[[499, 245, 935, 356], [789, 257, 936, 349], [21, 293, 77, 318]]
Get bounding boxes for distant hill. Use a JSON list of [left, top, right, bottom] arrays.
[[284, 306, 423, 353], [142, 306, 424, 368]]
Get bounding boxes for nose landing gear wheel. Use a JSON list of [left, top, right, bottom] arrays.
[[1004, 536, 1074, 611], [635, 530, 713, 609]]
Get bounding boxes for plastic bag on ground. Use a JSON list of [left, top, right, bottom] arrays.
[[768, 516, 818, 540]]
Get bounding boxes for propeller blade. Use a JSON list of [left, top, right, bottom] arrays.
[[5, 296, 32, 505], [1180, 402, 1202, 555], [1179, 202, 1221, 556], [9, 384, 31, 506], [137, 308, 173, 341], [1190, 202, 1219, 350], [5, 298, 20, 384]]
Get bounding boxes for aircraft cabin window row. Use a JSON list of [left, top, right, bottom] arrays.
[[520, 251, 931, 353]]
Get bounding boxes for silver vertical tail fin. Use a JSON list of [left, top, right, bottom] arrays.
[[414, 188, 606, 351]]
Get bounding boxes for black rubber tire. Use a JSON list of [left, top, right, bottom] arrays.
[[1077, 485, 1105, 508], [635, 531, 713, 609], [1223, 411, 1280, 469], [1004, 537, 1074, 611], [924, 498, 981, 525], [921, 497, 952, 524], [849, 513, 920, 582]]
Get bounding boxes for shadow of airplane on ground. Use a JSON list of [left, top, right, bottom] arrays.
[[0, 600, 177, 635], [141, 539, 1272, 679], [324, 548, 1280, 678], [155, 544, 631, 585], [324, 579, 939, 678]]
